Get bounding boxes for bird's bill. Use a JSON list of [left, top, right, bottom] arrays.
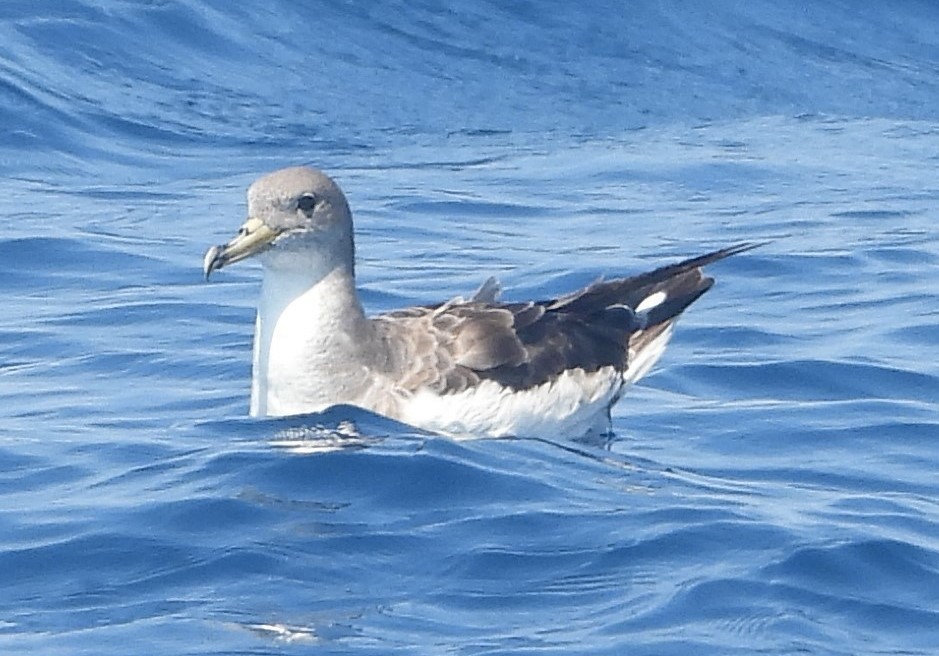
[[203, 216, 279, 280]]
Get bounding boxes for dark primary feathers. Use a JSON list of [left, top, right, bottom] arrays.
[[375, 243, 758, 394]]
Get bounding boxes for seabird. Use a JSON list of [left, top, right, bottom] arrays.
[[204, 166, 757, 439]]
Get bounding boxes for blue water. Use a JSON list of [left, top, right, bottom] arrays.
[[2, 1, 939, 654]]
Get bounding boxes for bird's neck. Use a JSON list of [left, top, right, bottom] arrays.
[[250, 251, 370, 417]]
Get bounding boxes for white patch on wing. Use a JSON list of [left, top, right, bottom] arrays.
[[398, 366, 623, 439], [635, 290, 668, 313]]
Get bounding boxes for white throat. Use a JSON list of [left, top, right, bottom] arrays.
[[250, 249, 368, 417]]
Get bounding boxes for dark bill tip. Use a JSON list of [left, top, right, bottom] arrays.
[[202, 244, 226, 281]]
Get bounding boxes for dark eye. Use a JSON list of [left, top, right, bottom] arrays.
[[297, 194, 317, 214]]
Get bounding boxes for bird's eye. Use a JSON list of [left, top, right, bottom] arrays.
[[297, 194, 317, 214]]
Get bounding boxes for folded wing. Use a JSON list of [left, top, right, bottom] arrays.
[[372, 243, 757, 395]]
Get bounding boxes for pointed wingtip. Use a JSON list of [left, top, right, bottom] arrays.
[[724, 240, 772, 256], [711, 240, 769, 259], [683, 240, 770, 269]]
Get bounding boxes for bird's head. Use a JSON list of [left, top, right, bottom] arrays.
[[203, 166, 353, 280]]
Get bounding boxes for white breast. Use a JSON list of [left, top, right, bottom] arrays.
[[250, 262, 369, 417]]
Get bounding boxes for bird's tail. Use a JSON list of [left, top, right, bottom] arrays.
[[624, 241, 763, 329]]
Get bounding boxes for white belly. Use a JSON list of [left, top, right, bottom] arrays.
[[397, 366, 623, 439], [397, 323, 675, 439]]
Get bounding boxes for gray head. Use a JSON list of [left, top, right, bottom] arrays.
[[203, 166, 354, 279]]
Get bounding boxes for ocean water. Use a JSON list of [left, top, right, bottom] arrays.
[[2, 1, 939, 654]]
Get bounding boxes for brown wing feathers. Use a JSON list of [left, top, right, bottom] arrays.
[[380, 243, 756, 393]]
